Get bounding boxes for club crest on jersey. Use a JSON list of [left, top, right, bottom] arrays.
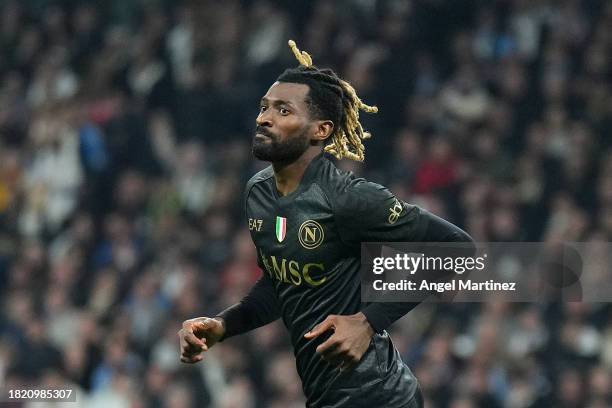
[[298, 220, 324, 249], [275, 216, 287, 242]]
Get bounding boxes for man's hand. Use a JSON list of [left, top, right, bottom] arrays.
[[304, 312, 375, 372], [178, 317, 225, 364]]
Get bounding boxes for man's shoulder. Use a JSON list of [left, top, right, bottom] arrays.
[[317, 160, 385, 200], [317, 160, 402, 219], [315, 157, 359, 196], [245, 165, 274, 193]]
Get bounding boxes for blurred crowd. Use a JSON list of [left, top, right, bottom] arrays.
[[0, 0, 611, 407]]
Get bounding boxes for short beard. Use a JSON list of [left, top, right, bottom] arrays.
[[252, 127, 311, 164]]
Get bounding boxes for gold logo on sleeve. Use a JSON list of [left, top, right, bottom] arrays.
[[298, 220, 324, 249], [388, 199, 403, 224]]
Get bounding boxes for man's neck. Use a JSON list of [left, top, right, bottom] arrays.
[[272, 148, 321, 197]]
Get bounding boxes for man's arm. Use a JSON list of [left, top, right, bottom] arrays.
[[179, 260, 280, 363], [360, 208, 473, 333], [178, 253, 281, 364], [215, 272, 281, 340], [306, 179, 473, 371], [218, 175, 282, 339], [213, 177, 281, 341], [179, 177, 282, 362], [334, 179, 474, 332]]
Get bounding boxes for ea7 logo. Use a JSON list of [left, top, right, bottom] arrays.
[[249, 218, 263, 231], [298, 220, 324, 249], [388, 199, 403, 224]]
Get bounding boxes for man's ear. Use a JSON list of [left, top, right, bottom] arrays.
[[313, 120, 334, 142]]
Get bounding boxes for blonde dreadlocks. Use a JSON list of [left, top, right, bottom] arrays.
[[278, 40, 378, 162]]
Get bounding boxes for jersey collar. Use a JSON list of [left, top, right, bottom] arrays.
[[273, 153, 327, 201]]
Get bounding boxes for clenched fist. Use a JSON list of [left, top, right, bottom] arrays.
[[178, 317, 225, 363]]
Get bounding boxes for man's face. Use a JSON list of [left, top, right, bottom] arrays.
[[252, 82, 314, 163]]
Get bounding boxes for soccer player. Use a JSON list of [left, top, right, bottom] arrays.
[[178, 41, 472, 407]]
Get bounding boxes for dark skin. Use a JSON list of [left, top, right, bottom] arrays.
[[178, 82, 375, 371]]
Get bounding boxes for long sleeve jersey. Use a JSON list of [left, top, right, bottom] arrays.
[[218, 153, 472, 407]]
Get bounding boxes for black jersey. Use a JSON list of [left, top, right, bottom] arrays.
[[219, 153, 471, 408]]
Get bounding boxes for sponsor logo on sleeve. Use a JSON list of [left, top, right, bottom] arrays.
[[388, 198, 403, 224]]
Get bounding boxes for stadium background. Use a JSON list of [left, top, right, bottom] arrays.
[[0, 0, 611, 407]]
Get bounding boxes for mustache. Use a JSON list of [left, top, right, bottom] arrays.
[[255, 126, 276, 139]]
